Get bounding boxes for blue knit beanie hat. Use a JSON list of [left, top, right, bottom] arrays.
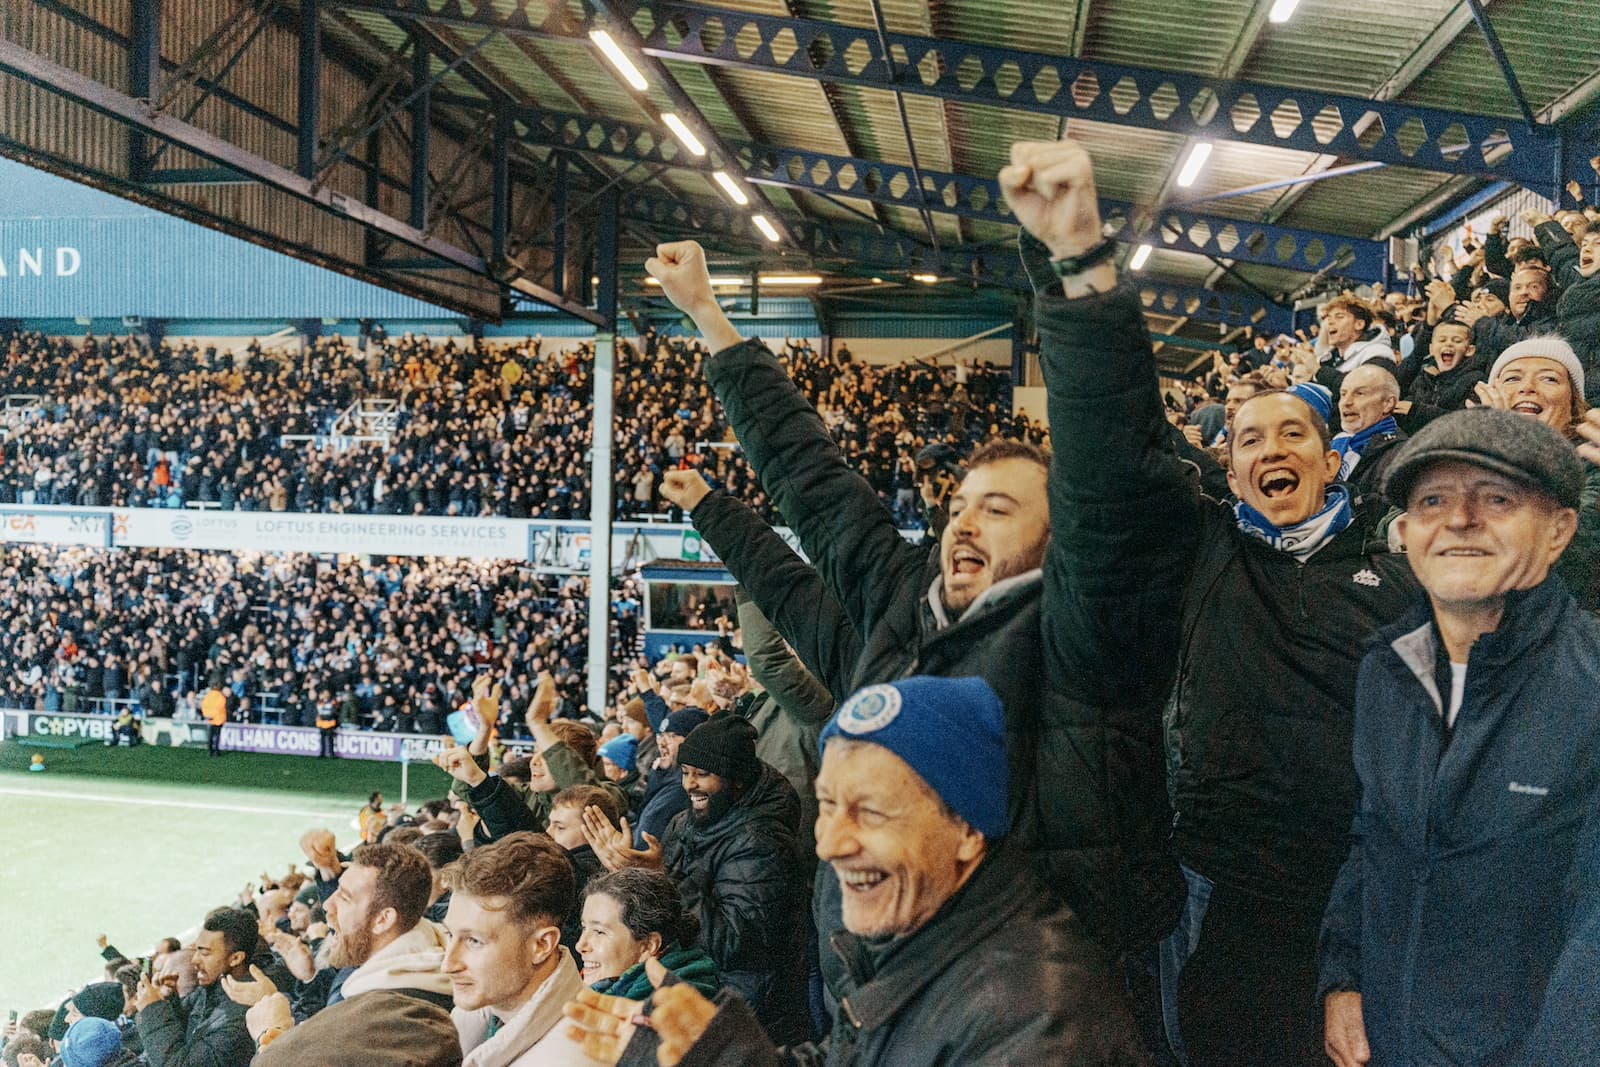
[[598, 733, 639, 772], [61, 1017, 123, 1067], [820, 676, 1009, 839]]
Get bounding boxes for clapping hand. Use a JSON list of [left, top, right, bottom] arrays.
[[580, 806, 662, 872], [222, 964, 278, 1009]]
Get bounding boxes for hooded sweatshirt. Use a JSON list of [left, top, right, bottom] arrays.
[[339, 919, 456, 1005]]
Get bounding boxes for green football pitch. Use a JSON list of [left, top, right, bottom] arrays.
[[0, 741, 458, 1016]]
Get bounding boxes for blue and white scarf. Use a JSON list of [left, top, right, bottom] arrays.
[[1330, 416, 1398, 480], [1235, 484, 1354, 561]]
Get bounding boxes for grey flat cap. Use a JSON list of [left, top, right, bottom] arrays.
[[1383, 407, 1583, 510]]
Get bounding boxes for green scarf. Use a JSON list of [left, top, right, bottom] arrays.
[[592, 943, 720, 1001]]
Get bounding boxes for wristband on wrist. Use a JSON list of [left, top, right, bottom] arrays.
[[1049, 236, 1119, 278]]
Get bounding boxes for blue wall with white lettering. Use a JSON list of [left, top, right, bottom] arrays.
[[0, 158, 457, 320]]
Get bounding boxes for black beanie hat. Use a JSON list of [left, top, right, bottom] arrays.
[[676, 714, 760, 785], [72, 982, 125, 1022]]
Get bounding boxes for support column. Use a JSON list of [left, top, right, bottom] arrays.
[[409, 39, 430, 230], [586, 332, 616, 716], [586, 191, 620, 715], [128, 0, 161, 182], [492, 108, 510, 265], [296, 0, 321, 179], [551, 152, 568, 298]]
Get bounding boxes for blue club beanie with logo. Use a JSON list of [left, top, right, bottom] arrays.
[[820, 675, 1010, 840]]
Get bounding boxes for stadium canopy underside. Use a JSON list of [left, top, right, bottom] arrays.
[[2, 0, 1598, 372]]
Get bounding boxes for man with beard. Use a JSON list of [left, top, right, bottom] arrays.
[[646, 225, 1183, 1015], [230, 842, 458, 1060], [581, 713, 809, 1046], [132, 907, 256, 1067]]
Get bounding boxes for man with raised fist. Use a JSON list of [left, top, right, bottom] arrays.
[[642, 133, 1189, 1020]]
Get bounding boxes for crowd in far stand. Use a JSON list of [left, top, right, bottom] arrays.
[[0, 547, 626, 727], [0, 326, 1031, 528]]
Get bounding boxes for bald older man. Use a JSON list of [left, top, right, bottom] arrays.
[[1333, 362, 1407, 506]]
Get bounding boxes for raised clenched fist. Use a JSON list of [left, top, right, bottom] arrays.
[[998, 138, 1105, 261], [645, 242, 717, 317], [660, 469, 712, 512]]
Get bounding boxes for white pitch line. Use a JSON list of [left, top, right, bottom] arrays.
[[0, 783, 348, 819]]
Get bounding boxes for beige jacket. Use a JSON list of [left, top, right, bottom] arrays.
[[453, 949, 604, 1067]]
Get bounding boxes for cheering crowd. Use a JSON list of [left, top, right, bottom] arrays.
[[8, 135, 1600, 1067], [0, 321, 1025, 528], [0, 547, 615, 728]]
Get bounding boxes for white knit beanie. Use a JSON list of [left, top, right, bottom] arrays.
[[1490, 334, 1585, 398]]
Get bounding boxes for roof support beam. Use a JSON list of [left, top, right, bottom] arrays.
[[298, 0, 322, 178], [495, 104, 1385, 279], [1464, 0, 1537, 129], [322, 0, 1558, 184], [0, 35, 602, 324]]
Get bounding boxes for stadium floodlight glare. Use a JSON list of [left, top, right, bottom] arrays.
[[912, 273, 941, 284], [647, 276, 743, 287], [759, 274, 823, 286], [1268, 0, 1301, 22], [752, 214, 781, 243], [1129, 244, 1153, 271], [661, 113, 707, 157], [589, 30, 649, 92], [712, 171, 750, 206], [1176, 142, 1213, 188]]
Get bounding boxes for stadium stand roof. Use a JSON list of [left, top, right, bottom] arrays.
[[2, 0, 1598, 368]]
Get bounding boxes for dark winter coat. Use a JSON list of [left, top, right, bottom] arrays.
[[699, 251, 1186, 965], [1167, 508, 1417, 906], [1318, 577, 1600, 1065], [621, 847, 1148, 1067], [135, 982, 255, 1067], [661, 764, 810, 1045]]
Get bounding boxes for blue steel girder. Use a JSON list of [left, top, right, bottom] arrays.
[[495, 103, 1387, 280], [623, 187, 1290, 331], [617, 188, 1026, 288], [324, 0, 1559, 185], [628, 2, 1553, 185], [1136, 282, 1293, 334]]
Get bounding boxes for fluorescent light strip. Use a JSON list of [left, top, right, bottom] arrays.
[[1268, 0, 1300, 23], [912, 273, 940, 284], [589, 30, 649, 92], [1129, 244, 1153, 271], [1176, 142, 1213, 188], [712, 171, 750, 206], [759, 274, 822, 286], [752, 214, 781, 243], [646, 277, 743, 287], [661, 113, 707, 157]]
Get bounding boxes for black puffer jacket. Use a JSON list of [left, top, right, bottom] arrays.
[[662, 764, 810, 1045], [622, 846, 1149, 1067], [699, 265, 1187, 966], [1033, 269, 1422, 909], [1168, 510, 1417, 906]]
